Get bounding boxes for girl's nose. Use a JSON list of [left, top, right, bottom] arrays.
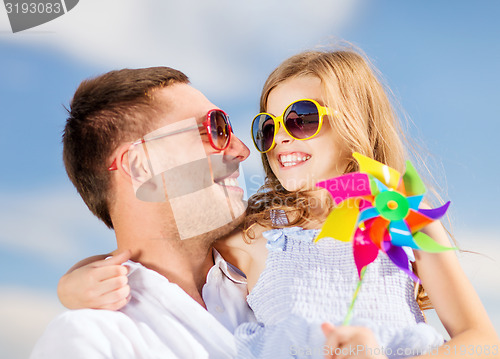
[[273, 122, 294, 146]]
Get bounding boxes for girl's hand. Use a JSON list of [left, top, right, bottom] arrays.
[[57, 250, 131, 310], [322, 323, 387, 359]]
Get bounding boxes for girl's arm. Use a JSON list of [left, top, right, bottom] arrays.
[[214, 227, 269, 292], [57, 251, 131, 311], [411, 219, 499, 358]]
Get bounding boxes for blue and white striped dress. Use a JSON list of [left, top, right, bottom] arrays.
[[235, 227, 443, 359]]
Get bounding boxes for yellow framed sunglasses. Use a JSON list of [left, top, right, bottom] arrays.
[[251, 98, 332, 153]]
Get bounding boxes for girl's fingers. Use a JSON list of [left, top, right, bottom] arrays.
[[93, 264, 129, 282], [97, 284, 131, 306], [100, 294, 131, 311], [324, 326, 380, 359], [93, 275, 129, 296], [331, 326, 369, 344], [322, 322, 336, 336], [93, 250, 131, 268], [323, 323, 340, 359]]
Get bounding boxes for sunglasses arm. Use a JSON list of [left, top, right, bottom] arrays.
[[131, 124, 202, 146]]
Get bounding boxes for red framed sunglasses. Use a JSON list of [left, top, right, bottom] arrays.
[[108, 109, 232, 171]]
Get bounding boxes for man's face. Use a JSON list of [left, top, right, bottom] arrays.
[[129, 84, 250, 241]]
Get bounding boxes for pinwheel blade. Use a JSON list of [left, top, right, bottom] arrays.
[[413, 231, 456, 252], [315, 199, 359, 243], [418, 201, 451, 220], [353, 227, 379, 278], [316, 173, 372, 205], [371, 177, 389, 193], [353, 152, 401, 189], [405, 209, 434, 233], [407, 195, 424, 210], [389, 220, 420, 249], [368, 177, 380, 197], [358, 198, 374, 211], [396, 177, 406, 196], [385, 244, 420, 282], [368, 216, 390, 249], [358, 206, 380, 224], [402, 160, 426, 196]]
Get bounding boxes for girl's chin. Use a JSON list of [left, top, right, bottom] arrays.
[[281, 180, 315, 193]]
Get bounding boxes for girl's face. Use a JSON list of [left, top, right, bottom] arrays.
[[266, 75, 349, 192]]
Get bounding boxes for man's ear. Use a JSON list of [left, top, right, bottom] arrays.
[[108, 143, 151, 183], [126, 145, 167, 202], [109, 143, 165, 202], [123, 145, 153, 184]]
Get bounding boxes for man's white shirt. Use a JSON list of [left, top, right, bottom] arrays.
[[30, 249, 255, 358]]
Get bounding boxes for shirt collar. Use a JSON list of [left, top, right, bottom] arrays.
[[212, 248, 247, 285], [123, 250, 248, 286]]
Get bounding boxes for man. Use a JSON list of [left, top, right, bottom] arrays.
[[31, 67, 255, 358]]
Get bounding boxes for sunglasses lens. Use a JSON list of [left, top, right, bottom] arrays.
[[210, 110, 230, 149], [284, 100, 320, 139], [252, 114, 275, 152]]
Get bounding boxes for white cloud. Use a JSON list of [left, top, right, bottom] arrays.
[[457, 230, 500, 292], [0, 0, 360, 98], [0, 187, 114, 261]]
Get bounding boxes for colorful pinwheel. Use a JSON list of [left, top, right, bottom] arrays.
[[314, 152, 455, 324]]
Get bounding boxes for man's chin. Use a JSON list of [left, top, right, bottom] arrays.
[[183, 211, 246, 244]]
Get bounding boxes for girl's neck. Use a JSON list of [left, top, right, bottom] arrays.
[[305, 186, 332, 211], [290, 187, 333, 230]]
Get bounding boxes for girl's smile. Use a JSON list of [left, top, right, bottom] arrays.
[[277, 151, 312, 168]]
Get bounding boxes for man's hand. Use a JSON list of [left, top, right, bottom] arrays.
[[322, 323, 387, 359], [57, 251, 131, 310]]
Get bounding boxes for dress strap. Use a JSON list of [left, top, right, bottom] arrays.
[[270, 209, 289, 227]]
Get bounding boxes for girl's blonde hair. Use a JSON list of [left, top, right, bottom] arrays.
[[245, 47, 433, 310]]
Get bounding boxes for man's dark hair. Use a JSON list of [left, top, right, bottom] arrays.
[[63, 67, 189, 228]]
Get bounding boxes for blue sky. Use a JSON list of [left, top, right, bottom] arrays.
[[1, 1, 499, 358]]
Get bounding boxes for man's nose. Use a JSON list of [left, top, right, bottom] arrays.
[[223, 133, 250, 161]]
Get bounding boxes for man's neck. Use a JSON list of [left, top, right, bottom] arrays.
[[115, 227, 215, 308]]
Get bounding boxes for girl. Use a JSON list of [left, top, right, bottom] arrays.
[[58, 48, 498, 358]]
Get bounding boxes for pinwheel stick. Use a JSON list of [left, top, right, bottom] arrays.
[[343, 266, 367, 326]]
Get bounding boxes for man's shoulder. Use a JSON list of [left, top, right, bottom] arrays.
[[30, 309, 140, 359], [51, 308, 130, 328]]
